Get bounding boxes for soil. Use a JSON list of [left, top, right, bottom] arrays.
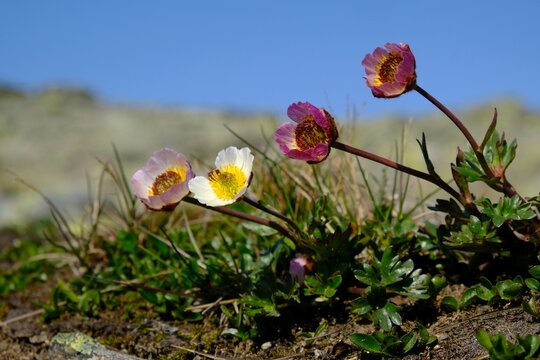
[[1, 229, 540, 359]]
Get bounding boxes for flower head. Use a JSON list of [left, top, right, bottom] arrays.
[[362, 42, 416, 98], [289, 255, 313, 284], [188, 146, 254, 207], [274, 102, 338, 163], [131, 148, 195, 211]]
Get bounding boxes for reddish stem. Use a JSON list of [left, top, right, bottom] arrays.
[[414, 84, 518, 197], [183, 197, 298, 242], [332, 141, 465, 205]]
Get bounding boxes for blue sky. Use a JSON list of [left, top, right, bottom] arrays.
[[2, 1, 539, 119]]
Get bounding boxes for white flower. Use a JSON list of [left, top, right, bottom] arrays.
[[188, 147, 254, 207]]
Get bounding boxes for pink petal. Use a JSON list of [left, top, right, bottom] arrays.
[[287, 102, 321, 123]]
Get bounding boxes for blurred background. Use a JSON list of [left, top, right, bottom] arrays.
[[1, 1, 540, 225]]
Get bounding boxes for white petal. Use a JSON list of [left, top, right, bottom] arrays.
[[188, 177, 219, 206], [235, 147, 254, 176], [214, 146, 238, 168]]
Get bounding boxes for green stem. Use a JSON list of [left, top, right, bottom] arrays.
[[183, 197, 298, 243], [332, 141, 465, 205]]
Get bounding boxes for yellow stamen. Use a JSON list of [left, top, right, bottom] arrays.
[[150, 167, 187, 196], [294, 116, 327, 150], [208, 164, 247, 200], [374, 51, 403, 85]]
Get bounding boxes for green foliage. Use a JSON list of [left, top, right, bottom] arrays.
[[441, 275, 527, 313], [352, 246, 432, 331], [476, 329, 540, 360], [350, 323, 437, 357], [477, 196, 536, 228], [0, 225, 58, 295], [303, 273, 342, 302], [452, 130, 517, 186]]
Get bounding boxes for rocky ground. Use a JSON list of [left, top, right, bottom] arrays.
[[1, 260, 539, 359]]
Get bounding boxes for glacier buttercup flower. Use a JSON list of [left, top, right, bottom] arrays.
[[188, 146, 254, 207], [131, 148, 195, 211], [274, 102, 338, 163], [362, 42, 416, 98]]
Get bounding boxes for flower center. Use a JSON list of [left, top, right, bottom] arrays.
[[375, 51, 403, 85], [151, 168, 186, 196], [294, 115, 327, 150], [208, 164, 247, 201]]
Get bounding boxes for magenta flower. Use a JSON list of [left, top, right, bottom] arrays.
[[131, 148, 195, 211], [362, 42, 417, 98], [274, 102, 338, 163], [289, 255, 313, 284]]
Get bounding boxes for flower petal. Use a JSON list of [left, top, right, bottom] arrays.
[[274, 122, 298, 151], [189, 176, 235, 207], [287, 102, 323, 123], [362, 42, 417, 98], [131, 148, 194, 210]]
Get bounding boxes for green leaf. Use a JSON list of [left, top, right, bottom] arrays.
[[282, 237, 296, 251], [354, 265, 378, 286], [401, 331, 418, 353], [385, 302, 402, 326], [519, 334, 540, 358], [452, 165, 485, 182], [351, 297, 372, 315], [327, 274, 343, 289], [529, 265, 540, 279], [373, 302, 402, 331], [460, 287, 478, 308], [349, 333, 383, 353], [476, 277, 496, 301], [491, 332, 509, 354], [441, 296, 459, 311], [496, 279, 523, 300], [525, 278, 540, 291], [431, 274, 447, 294], [522, 297, 539, 318], [314, 320, 328, 337], [139, 289, 161, 305], [476, 328, 493, 350], [491, 214, 506, 228], [373, 308, 392, 331]]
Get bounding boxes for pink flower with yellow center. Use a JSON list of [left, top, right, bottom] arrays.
[[131, 148, 194, 211], [188, 147, 254, 207], [274, 102, 338, 163], [362, 42, 417, 98]]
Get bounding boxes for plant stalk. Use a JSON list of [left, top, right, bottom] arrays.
[[242, 195, 303, 235], [414, 84, 518, 197], [332, 141, 465, 205], [183, 197, 298, 243]]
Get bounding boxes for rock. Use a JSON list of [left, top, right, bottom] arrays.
[[49, 332, 142, 360]]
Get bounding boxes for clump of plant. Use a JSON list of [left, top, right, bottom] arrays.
[[476, 329, 540, 360], [38, 41, 540, 357]]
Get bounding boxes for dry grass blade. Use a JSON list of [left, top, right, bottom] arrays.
[[171, 345, 227, 360]]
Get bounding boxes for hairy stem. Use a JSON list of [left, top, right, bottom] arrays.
[[415, 84, 518, 197], [242, 195, 303, 235], [183, 197, 298, 243]]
